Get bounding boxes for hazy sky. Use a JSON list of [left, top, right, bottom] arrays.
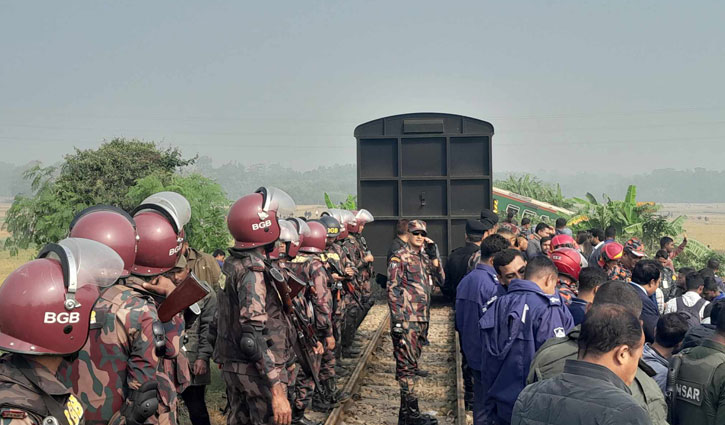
[[2, 2, 725, 172]]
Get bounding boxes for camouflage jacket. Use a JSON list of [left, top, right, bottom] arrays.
[[187, 248, 222, 290], [64, 278, 184, 425], [387, 244, 436, 323], [183, 289, 217, 386], [214, 250, 290, 388], [0, 355, 84, 425], [327, 242, 356, 278], [288, 254, 333, 337]]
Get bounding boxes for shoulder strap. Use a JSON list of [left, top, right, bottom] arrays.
[[10, 357, 72, 425]]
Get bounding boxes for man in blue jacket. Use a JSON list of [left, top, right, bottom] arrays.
[[479, 256, 575, 425], [456, 234, 511, 422], [629, 259, 662, 343]]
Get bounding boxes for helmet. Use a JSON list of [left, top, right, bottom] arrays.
[[551, 234, 576, 250], [0, 238, 123, 355], [550, 248, 582, 281], [131, 210, 184, 276], [318, 215, 342, 239], [132, 191, 191, 234], [286, 218, 311, 258], [350, 209, 374, 233], [599, 242, 624, 267], [322, 209, 354, 240], [300, 221, 327, 253], [227, 187, 296, 249], [278, 220, 301, 258], [69, 205, 137, 277]]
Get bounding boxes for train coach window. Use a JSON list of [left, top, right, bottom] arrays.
[[506, 205, 520, 216]]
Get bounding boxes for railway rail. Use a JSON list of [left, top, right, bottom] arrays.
[[313, 298, 464, 425]]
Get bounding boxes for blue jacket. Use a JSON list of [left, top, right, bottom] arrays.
[[456, 264, 505, 371], [479, 279, 575, 424], [568, 297, 589, 326], [629, 282, 659, 343]]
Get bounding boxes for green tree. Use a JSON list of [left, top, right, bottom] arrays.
[[324, 192, 356, 210], [126, 173, 231, 253], [3, 139, 195, 254]]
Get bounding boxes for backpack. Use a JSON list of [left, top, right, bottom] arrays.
[[675, 296, 707, 328]]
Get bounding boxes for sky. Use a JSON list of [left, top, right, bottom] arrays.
[[2, 1, 725, 172]]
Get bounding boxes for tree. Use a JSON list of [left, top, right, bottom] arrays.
[[3, 139, 195, 254], [324, 192, 356, 210], [126, 173, 231, 253]]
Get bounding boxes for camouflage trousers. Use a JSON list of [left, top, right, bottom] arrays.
[[318, 332, 336, 382], [391, 321, 428, 396], [222, 372, 273, 425], [341, 294, 361, 349], [292, 353, 321, 410]]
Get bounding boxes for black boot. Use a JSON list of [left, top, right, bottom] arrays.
[[326, 377, 350, 404], [403, 393, 438, 425], [292, 406, 322, 425], [414, 368, 430, 377], [397, 393, 408, 425]]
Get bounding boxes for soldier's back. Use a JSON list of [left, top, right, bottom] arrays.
[[673, 340, 725, 425], [1, 354, 84, 425]]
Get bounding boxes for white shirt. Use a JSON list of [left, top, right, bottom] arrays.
[[664, 291, 709, 320]]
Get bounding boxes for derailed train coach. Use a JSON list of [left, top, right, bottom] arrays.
[[355, 113, 494, 272]]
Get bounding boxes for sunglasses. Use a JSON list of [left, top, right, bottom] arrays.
[[411, 231, 426, 236]]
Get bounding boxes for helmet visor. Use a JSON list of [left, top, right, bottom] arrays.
[[278, 220, 300, 244], [136, 191, 191, 233], [294, 219, 312, 238], [257, 187, 296, 218], [356, 209, 374, 224], [40, 238, 124, 289]]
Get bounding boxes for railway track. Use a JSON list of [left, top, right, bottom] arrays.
[[315, 298, 464, 425]]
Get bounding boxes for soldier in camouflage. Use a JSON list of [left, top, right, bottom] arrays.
[[215, 187, 296, 425], [288, 220, 342, 422], [344, 209, 376, 314], [0, 238, 125, 425], [387, 220, 441, 425]]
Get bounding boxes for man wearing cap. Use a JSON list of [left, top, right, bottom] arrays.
[[444, 219, 487, 300], [387, 220, 441, 425], [621, 238, 647, 282], [466, 210, 500, 273], [455, 234, 510, 423]]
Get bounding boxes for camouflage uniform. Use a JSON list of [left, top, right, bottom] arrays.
[[607, 264, 632, 282], [387, 243, 435, 397], [344, 235, 373, 309], [0, 354, 85, 425], [330, 241, 361, 351], [215, 250, 291, 425], [64, 276, 185, 425], [320, 245, 350, 353], [288, 253, 334, 409]]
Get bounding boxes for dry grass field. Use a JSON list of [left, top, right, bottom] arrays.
[[660, 203, 725, 252]]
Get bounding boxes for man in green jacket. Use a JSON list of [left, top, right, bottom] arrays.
[[527, 280, 669, 425]]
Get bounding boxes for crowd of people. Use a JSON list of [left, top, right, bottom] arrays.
[[441, 210, 725, 425], [0, 187, 378, 425]]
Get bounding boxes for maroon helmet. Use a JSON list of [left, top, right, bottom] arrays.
[[131, 192, 191, 276], [286, 218, 311, 258], [0, 238, 123, 355], [69, 205, 137, 277], [550, 248, 582, 281], [300, 220, 327, 253], [131, 211, 184, 276], [551, 234, 576, 250], [228, 187, 296, 249]]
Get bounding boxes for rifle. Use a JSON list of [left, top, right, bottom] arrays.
[[359, 236, 375, 278], [328, 259, 364, 309], [266, 263, 321, 389]]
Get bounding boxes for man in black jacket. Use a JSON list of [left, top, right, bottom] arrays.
[[513, 304, 651, 425], [629, 260, 663, 343], [443, 219, 486, 299]]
